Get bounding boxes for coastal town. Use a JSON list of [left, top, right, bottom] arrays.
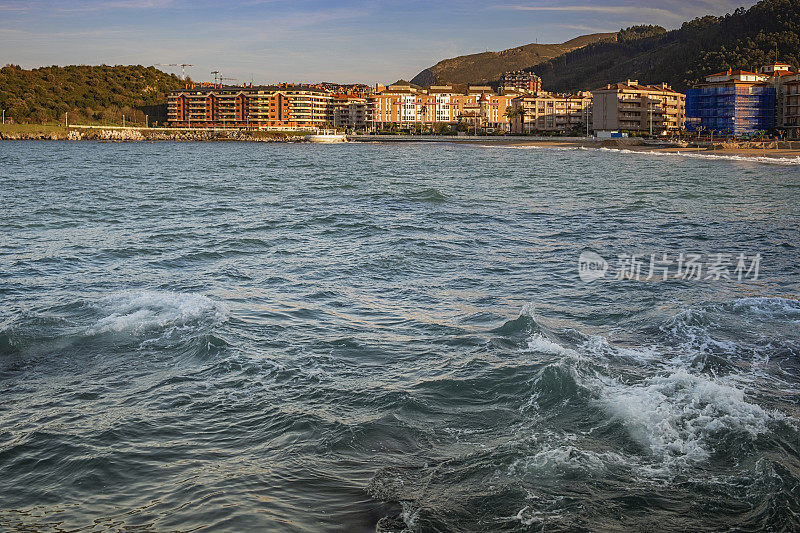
[[165, 63, 800, 138]]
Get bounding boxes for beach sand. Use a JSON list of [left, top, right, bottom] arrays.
[[497, 139, 800, 161]]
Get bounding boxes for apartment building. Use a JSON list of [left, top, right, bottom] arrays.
[[760, 63, 795, 126], [329, 94, 367, 129], [167, 83, 331, 129], [592, 81, 685, 135], [685, 68, 779, 135], [366, 84, 427, 126], [366, 84, 514, 131], [782, 73, 800, 137], [500, 70, 542, 93], [510, 91, 592, 134]]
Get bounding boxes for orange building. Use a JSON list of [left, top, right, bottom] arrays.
[[366, 84, 514, 131], [167, 83, 331, 129]]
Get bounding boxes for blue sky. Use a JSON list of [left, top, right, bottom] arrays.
[[1, 0, 756, 84]]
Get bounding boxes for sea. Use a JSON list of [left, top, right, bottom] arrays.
[[1, 140, 799, 532]]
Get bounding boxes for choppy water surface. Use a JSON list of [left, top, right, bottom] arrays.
[[1, 141, 799, 532]]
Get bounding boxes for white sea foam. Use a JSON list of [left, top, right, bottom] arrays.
[[596, 146, 800, 166], [508, 444, 627, 476], [400, 501, 419, 529], [519, 298, 789, 474], [518, 303, 583, 358], [527, 333, 578, 357], [88, 290, 228, 335], [491, 143, 800, 165], [659, 308, 742, 366], [592, 368, 775, 466], [518, 301, 537, 318], [494, 144, 579, 152], [732, 296, 800, 319], [581, 334, 659, 364]]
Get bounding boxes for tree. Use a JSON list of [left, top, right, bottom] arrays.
[[0, 64, 183, 125], [516, 105, 527, 134]]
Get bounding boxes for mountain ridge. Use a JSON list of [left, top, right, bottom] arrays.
[[407, 0, 800, 94], [409, 33, 617, 87], [535, 0, 800, 92]]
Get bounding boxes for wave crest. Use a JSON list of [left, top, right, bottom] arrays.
[[593, 368, 776, 466], [87, 291, 228, 336]]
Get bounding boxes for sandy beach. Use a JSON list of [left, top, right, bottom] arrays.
[[496, 138, 800, 161]]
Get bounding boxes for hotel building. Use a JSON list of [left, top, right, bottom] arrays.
[[167, 83, 331, 129], [592, 81, 685, 134]]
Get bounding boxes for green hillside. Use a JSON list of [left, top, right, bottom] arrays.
[[0, 64, 184, 125], [535, 0, 800, 92]]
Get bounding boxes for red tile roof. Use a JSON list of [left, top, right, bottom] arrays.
[[708, 69, 760, 77]]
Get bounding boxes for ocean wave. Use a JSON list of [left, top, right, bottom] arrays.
[[731, 296, 800, 319], [493, 302, 542, 336], [492, 143, 800, 165], [581, 334, 660, 365], [86, 291, 228, 336], [591, 368, 777, 467], [407, 188, 446, 202], [508, 444, 627, 477], [517, 299, 794, 473], [660, 299, 800, 374], [491, 144, 579, 152], [660, 308, 742, 364], [527, 333, 579, 358], [595, 147, 800, 166]]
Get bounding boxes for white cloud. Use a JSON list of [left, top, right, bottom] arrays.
[[502, 4, 685, 20]]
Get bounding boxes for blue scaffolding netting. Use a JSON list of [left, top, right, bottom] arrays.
[[686, 85, 775, 135]]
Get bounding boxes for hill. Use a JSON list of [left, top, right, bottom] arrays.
[[0, 64, 184, 125], [534, 0, 800, 92], [409, 33, 617, 87]]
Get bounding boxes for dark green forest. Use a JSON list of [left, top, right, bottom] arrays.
[[535, 0, 800, 92], [0, 64, 184, 125]]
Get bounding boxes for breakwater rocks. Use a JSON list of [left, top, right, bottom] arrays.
[[0, 131, 66, 140], [1, 128, 304, 142]]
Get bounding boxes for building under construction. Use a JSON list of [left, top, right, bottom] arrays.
[[686, 67, 781, 135], [167, 83, 331, 129]]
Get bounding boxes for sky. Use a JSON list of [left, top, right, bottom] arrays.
[[1, 0, 757, 85]]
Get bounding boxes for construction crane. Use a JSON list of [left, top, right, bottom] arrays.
[[211, 70, 236, 85], [155, 63, 194, 80]]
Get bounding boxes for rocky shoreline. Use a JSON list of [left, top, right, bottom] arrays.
[[0, 128, 305, 142]]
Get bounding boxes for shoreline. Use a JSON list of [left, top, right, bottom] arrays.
[[484, 139, 800, 161], [3, 128, 800, 162], [0, 127, 306, 143], [350, 136, 800, 161]]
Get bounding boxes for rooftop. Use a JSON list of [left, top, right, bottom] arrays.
[[171, 83, 330, 95]]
